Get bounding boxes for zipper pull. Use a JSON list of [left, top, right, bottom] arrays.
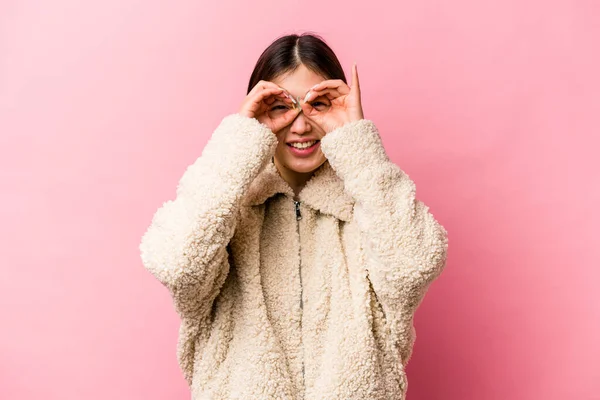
[[294, 200, 302, 220]]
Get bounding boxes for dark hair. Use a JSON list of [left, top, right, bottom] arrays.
[[247, 32, 347, 94]]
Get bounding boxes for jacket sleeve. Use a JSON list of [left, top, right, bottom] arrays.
[[319, 119, 449, 365], [139, 113, 278, 321]]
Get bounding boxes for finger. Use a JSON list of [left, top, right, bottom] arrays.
[[262, 87, 296, 105], [300, 101, 320, 120], [305, 85, 349, 102], [306, 79, 350, 98], [273, 88, 297, 106], [264, 93, 294, 106], [248, 80, 282, 96], [305, 88, 346, 102], [279, 90, 298, 105], [252, 87, 285, 105], [249, 88, 285, 115], [310, 79, 347, 91], [272, 108, 301, 131], [252, 80, 281, 95], [352, 62, 361, 97], [283, 107, 301, 122], [300, 101, 313, 113]]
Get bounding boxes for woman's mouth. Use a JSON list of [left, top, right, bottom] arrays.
[[286, 140, 320, 157]]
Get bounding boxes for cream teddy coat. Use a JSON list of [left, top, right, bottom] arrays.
[[139, 113, 449, 400]]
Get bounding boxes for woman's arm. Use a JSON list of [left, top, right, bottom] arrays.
[[139, 113, 278, 321], [320, 119, 449, 364]]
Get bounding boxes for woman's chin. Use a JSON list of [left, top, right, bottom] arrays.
[[281, 155, 326, 174]]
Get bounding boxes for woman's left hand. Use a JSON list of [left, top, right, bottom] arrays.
[[300, 62, 364, 133]]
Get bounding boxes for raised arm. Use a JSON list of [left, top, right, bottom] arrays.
[[320, 118, 449, 365], [139, 113, 278, 320]]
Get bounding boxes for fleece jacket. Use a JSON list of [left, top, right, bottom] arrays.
[[139, 113, 449, 399]]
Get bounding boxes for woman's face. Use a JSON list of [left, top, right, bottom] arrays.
[[270, 64, 331, 175]]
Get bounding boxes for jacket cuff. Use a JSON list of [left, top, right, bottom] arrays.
[[201, 113, 277, 165], [177, 113, 278, 199], [319, 119, 390, 189]]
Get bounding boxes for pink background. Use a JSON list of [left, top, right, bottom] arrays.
[[1, 0, 598, 399]]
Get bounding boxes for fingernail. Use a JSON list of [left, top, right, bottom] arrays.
[[304, 92, 312, 102], [284, 93, 297, 106]]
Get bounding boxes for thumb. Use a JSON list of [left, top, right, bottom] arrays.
[[273, 108, 300, 131], [286, 107, 301, 122], [300, 101, 315, 117]]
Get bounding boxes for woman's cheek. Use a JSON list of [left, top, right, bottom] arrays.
[[275, 129, 287, 142], [318, 117, 337, 133]]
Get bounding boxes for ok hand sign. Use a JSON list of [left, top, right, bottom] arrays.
[[300, 63, 364, 133]]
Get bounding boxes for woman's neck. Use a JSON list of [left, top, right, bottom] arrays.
[[273, 159, 315, 201]]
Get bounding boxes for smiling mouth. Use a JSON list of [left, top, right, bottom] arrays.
[[287, 140, 320, 149]]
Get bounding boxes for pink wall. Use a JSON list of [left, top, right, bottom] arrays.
[[1, 0, 598, 399]]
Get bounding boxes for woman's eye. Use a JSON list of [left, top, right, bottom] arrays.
[[270, 105, 290, 111], [311, 101, 330, 109]]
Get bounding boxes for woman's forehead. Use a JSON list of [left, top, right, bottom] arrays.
[[272, 67, 326, 98]]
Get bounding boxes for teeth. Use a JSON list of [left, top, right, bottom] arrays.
[[290, 140, 317, 149]]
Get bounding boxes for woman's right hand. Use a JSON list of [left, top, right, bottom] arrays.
[[238, 80, 300, 134]]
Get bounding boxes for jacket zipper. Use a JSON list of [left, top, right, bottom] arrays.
[[294, 200, 305, 391]]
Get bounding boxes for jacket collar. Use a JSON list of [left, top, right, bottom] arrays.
[[243, 157, 354, 222]]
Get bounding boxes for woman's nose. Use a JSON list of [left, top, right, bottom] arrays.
[[290, 111, 311, 133]]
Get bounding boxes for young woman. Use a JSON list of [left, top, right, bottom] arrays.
[[140, 33, 448, 400]]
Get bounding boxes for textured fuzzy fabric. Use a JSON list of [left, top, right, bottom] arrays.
[[139, 113, 449, 400]]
